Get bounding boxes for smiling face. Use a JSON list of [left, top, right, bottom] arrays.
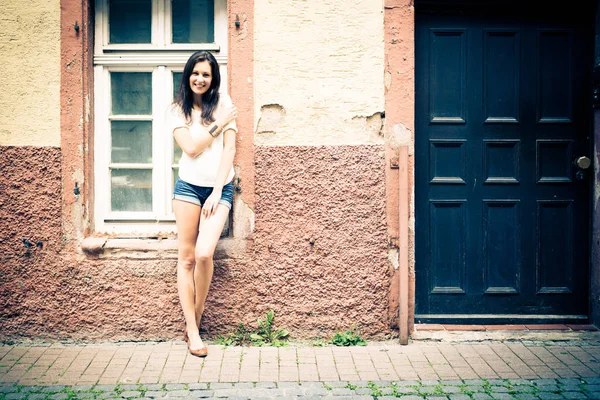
[[189, 60, 212, 97]]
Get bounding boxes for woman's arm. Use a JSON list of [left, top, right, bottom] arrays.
[[202, 128, 236, 218], [173, 105, 237, 158]]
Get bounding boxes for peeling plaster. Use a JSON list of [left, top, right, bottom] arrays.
[[388, 247, 399, 270], [256, 104, 285, 135], [387, 122, 414, 155]]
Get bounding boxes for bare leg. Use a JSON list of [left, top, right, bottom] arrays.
[[173, 199, 203, 350], [194, 205, 230, 334]]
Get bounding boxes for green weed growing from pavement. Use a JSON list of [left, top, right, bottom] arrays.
[[367, 381, 383, 397], [215, 311, 289, 347], [251, 310, 289, 346], [330, 329, 367, 346]]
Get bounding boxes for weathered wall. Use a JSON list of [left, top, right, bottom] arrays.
[[0, 0, 397, 342], [254, 0, 385, 146], [0, 0, 61, 147]]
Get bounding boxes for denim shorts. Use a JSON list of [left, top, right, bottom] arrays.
[[173, 179, 234, 209]]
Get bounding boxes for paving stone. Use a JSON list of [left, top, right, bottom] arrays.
[[379, 387, 395, 395], [378, 397, 397, 400], [355, 388, 375, 395], [76, 393, 95, 399], [331, 388, 354, 396], [515, 394, 537, 400], [465, 380, 486, 386], [488, 380, 508, 386], [233, 382, 254, 389], [538, 385, 560, 392], [185, 390, 213, 398], [207, 382, 233, 390], [559, 379, 584, 386], [396, 381, 420, 386], [121, 385, 142, 391], [586, 386, 600, 393], [420, 386, 438, 394], [538, 393, 565, 400], [441, 381, 465, 385], [585, 380, 600, 385], [303, 388, 330, 396], [121, 390, 143, 398], [18, 387, 38, 393], [473, 394, 493, 400], [188, 382, 210, 390], [422, 381, 441, 386], [143, 384, 164, 391], [442, 386, 463, 394], [399, 396, 426, 400], [325, 381, 349, 388], [466, 386, 487, 393], [509, 380, 535, 386], [248, 382, 273, 389], [144, 391, 166, 398], [491, 394, 515, 400], [169, 389, 192, 397], [586, 393, 600, 400], [562, 392, 588, 399], [534, 380, 558, 386], [492, 386, 511, 393], [96, 392, 119, 399], [25, 395, 46, 400], [50, 394, 68, 400], [0, 386, 17, 394], [449, 395, 471, 400], [397, 386, 420, 394], [5, 394, 28, 400], [353, 396, 376, 400], [561, 385, 583, 392], [95, 384, 118, 392], [278, 382, 302, 388], [41, 385, 67, 393], [165, 384, 186, 390], [372, 380, 393, 387], [72, 385, 95, 391]]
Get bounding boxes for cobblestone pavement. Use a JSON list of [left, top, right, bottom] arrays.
[[1, 337, 600, 399], [1, 378, 600, 399]]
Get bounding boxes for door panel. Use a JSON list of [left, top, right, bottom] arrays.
[[415, 5, 594, 321]]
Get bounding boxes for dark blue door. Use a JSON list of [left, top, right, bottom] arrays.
[[415, 4, 594, 322]]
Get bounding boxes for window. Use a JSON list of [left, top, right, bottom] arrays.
[[94, 0, 229, 234]]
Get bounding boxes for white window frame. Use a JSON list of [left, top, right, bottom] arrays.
[[93, 0, 228, 235]]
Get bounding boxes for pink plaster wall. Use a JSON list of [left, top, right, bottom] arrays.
[[0, 145, 394, 341]]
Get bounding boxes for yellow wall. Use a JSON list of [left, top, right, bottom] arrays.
[[0, 0, 61, 147], [254, 0, 385, 146]]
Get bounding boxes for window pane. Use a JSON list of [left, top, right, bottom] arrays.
[[111, 169, 152, 212], [173, 72, 183, 99], [111, 121, 152, 163], [109, 0, 151, 44], [172, 0, 214, 43], [111, 72, 152, 115]]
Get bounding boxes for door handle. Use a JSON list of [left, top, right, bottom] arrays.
[[575, 156, 591, 170]]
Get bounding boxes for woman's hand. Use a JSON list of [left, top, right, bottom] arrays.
[[202, 189, 222, 218], [217, 104, 238, 127]]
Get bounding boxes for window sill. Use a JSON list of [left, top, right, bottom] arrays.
[[81, 236, 248, 260]]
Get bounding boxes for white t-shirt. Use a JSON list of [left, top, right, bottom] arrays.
[[167, 93, 237, 187]]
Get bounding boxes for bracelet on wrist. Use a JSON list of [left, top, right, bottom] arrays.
[[208, 123, 219, 137]]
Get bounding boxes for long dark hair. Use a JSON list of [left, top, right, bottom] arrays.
[[175, 51, 221, 125]]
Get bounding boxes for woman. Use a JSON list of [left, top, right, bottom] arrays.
[[168, 51, 238, 357]]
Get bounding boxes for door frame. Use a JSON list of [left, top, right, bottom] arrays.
[[386, 0, 600, 338]]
